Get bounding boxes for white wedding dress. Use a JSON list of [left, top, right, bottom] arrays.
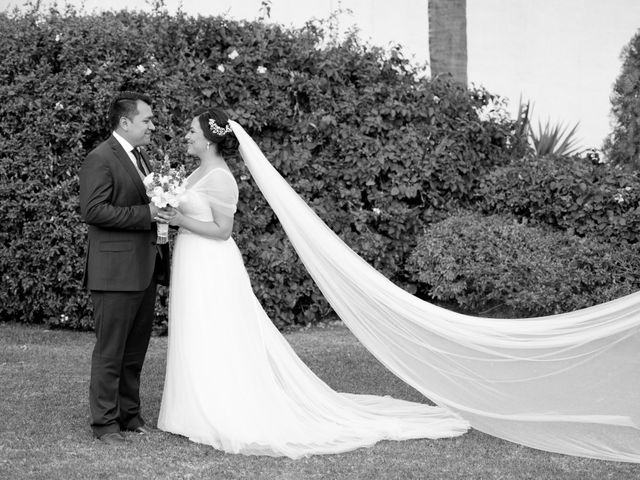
[[158, 122, 640, 463], [157, 167, 469, 458]]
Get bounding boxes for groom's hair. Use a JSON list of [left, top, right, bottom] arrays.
[[108, 91, 153, 130]]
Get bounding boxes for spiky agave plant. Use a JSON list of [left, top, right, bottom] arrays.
[[512, 96, 533, 153], [515, 97, 582, 157], [529, 118, 582, 157]]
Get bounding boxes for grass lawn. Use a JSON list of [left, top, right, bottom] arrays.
[[1, 321, 639, 480]]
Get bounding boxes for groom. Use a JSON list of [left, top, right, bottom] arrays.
[[79, 91, 170, 445]]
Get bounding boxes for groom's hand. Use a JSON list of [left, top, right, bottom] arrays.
[[149, 203, 160, 221], [158, 206, 181, 227], [155, 207, 175, 225]]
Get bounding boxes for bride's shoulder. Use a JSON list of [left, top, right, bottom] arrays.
[[201, 168, 239, 196], [209, 168, 237, 187], [211, 167, 236, 180]]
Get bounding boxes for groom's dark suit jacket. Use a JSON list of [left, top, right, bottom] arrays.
[[79, 135, 169, 290]]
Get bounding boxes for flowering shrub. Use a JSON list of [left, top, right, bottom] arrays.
[[407, 212, 640, 317], [0, 4, 524, 329]]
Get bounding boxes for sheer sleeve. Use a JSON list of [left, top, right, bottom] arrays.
[[195, 169, 239, 218]]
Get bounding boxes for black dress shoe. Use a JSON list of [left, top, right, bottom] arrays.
[[125, 425, 157, 435], [97, 432, 126, 445]]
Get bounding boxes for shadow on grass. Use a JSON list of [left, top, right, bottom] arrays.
[[1, 322, 638, 479]]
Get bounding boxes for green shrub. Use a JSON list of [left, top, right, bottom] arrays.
[[406, 212, 640, 317], [604, 28, 640, 168], [475, 154, 640, 245], [0, 4, 523, 329]]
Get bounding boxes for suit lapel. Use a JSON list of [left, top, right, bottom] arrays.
[[108, 136, 148, 201]]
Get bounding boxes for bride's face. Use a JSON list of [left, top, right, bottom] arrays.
[[185, 117, 208, 157]]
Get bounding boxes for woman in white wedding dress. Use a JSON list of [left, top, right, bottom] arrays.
[[156, 107, 468, 458]]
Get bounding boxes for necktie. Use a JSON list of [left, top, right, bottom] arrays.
[[132, 148, 147, 175]]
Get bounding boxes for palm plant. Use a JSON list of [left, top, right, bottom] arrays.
[[428, 0, 467, 85]]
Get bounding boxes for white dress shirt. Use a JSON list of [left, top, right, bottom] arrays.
[[112, 131, 146, 176], [112, 131, 154, 217]]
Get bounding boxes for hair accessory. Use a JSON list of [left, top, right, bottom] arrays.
[[208, 118, 232, 136]]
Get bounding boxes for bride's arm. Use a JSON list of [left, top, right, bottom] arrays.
[[161, 207, 234, 240]]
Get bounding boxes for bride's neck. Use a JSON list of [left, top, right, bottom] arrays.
[[198, 152, 226, 171]]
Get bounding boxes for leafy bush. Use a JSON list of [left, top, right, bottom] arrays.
[[475, 154, 640, 245], [604, 28, 640, 168], [407, 212, 640, 317], [0, 4, 524, 329]]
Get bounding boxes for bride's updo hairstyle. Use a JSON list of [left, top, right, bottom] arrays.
[[195, 107, 239, 157]]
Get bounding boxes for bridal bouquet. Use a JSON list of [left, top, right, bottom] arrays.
[[143, 156, 187, 244]]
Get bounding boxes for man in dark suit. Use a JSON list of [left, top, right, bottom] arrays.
[[79, 91, 170, 445]]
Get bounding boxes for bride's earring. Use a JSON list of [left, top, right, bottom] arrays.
[[206, 143, 211, 150]]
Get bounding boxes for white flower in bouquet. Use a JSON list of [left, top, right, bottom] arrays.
[[143, 156, 187, 243]]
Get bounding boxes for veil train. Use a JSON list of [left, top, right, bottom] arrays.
[[230, 120, 640, 463]]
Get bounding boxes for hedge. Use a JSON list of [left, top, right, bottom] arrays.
[[0, 4, 524, 330], [474, 153, 640, 245]]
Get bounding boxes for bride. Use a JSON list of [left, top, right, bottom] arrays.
[[155, 107, 469, 458]]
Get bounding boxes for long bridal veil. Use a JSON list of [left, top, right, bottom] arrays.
[[229, 120, 640, 463]]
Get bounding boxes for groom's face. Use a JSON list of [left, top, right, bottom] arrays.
[[121, 100, 155, 147]]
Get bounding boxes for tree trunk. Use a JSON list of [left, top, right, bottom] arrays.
[[428, 0, 468, 85]]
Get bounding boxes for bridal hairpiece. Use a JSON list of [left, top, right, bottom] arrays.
[[208, 118, 232, 136]]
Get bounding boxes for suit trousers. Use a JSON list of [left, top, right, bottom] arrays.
[[89, 278, 157, 436]]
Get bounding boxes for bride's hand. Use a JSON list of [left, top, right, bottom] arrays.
[[157, 206, 182, 226]]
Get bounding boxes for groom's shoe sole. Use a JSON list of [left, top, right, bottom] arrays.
[[96, 432, 126, 445], [124, 425, 157, 435]]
